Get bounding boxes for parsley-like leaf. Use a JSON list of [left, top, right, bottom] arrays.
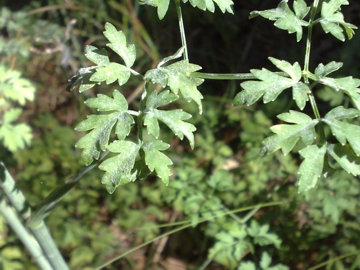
[[99, 140, 140, 194], [182, 0, 234, 14], [234, 58, 310, 110], [319, 0, 357, 41], [142, 140, 173, 185], [145, 59, 204, 113], [144, 90, 196, 148], [322, 106, 360, 156], [139, 0, 170, 20], [0, 109, 32, 152], [298, 144, 326, 192], [250, 0, 309, 42], [261, 110, 318, 155], [75, 90, 134, 165], [327, 144, 360, 176]]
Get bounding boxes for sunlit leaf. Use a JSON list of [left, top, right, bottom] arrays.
[[182, 0, 234, 14], [261, 110, 318, 155], [250, 0, 309, 41], [322, 106, 360, 156], [144, 90, 196, 148], [139, 0, 170, 20], [99, 140, 140, 193], [319, 0, 357, 41], [75, 90, 134, 165], [142, 140, 173, 185], [297, 144, 326, 192], [327, 144, 360, 176]]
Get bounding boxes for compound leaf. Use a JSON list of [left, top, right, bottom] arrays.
[[75, 90, 134, 165], [322, 106, 360, 156], [182, 0, 234, 14], [320, 0, 357, 41], [297, 144, 326, 192], [250, 0, 309, 41], [1, 65, 35, 105], [144, 90, 196, 148], [145, 59, 204, 113], [142, 140, 173, 185], [234, 58, 309, 109], [247, 220, 281, 248], [261, 110, 318, 155], [0, 109, 32, 152], [103, 22, 136, 67], [68, 66, 97, 93], [99, 140, 140, 193]]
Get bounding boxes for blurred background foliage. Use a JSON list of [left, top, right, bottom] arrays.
[[1, 0, 360, 269]]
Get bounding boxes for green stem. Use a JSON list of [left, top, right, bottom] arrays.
[[190, 71, 288, 80], [0, 197, 52, 270], [94, 201, 284, 269], [174, 0, 189, 61]]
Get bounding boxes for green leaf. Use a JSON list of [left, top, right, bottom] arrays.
[[144, 90, 196, 148], [90, 62, 131, 85], [238, 262, 256, 270], [84, 45, 110, 66], [142, 140, 173, 185], [261, 111, 318, 155], [139, 0, 170, 20], [182, 0, 234, 14], [209, 227, 248, 269], [67, 66, 97, 93], [0, 117, 32, 152], [320, 0, 357, 41], [327, 144, 360, 176], [0, 65, 35, 105], [250, 0, 309, 41], [99, 140, 140, 193], [145, 58, 204, 113], [317, 76, 360, 110], [297, 144, 327, 192], [247, 220, 282, 248], [260, 252, 272, 269], [103, 22, 136, 67], [322, 106, 360, 156], [75, 90, 134, 165], [234, 58, 310, 109], [314, 61, 343, 78]]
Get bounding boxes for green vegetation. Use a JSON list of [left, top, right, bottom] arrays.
[[1, 0, 360, 269]]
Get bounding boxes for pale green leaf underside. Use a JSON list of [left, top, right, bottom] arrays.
[[142, 140, 173, 185], [298, 144, 326, 192], [99, 140, 140, 194]]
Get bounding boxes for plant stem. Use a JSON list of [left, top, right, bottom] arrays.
[[0, 197, 53, 270], [305, 0, 321, 121], [190, 71, 288, 80], [0, 162, 68, 270], [174, 0, 189, 62]]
